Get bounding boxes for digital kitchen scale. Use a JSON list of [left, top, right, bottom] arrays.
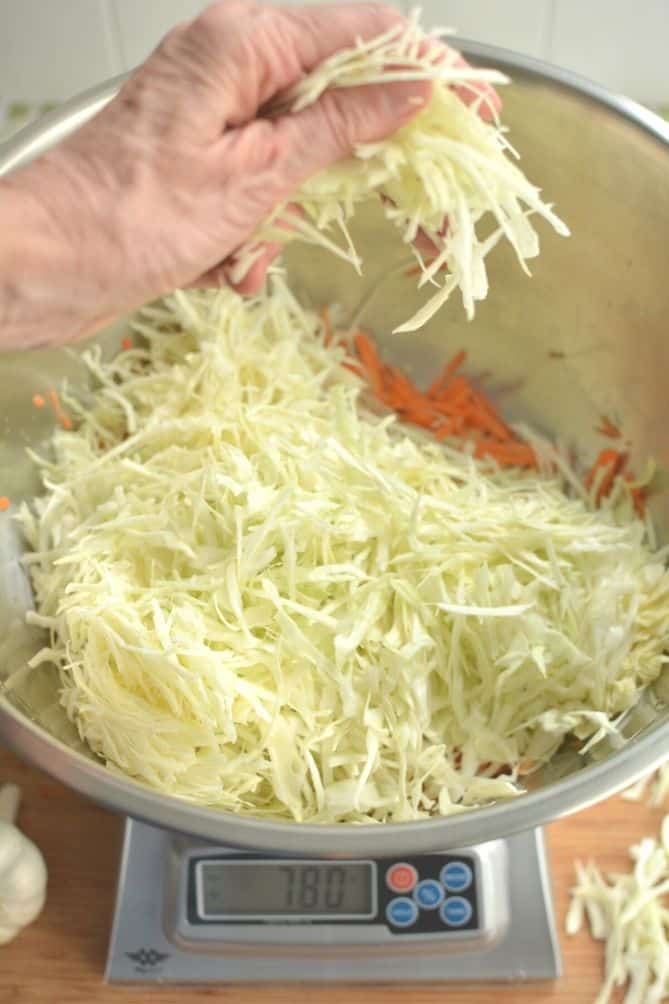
[[106, 819, 561, 983]]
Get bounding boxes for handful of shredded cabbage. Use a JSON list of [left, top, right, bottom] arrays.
[[18, 283, 669, 822], [237, 11, 569, 332]]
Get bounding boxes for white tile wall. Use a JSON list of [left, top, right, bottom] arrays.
[[0, 0, 668, 106], [0, 0, 121, 101], [113, 0, 361, 69], [113, 0, 209, 69], [423, 0, 551, 60], [550, 0, 669, 108]]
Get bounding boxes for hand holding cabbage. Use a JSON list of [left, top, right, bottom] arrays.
[[0, 2, 485, 351]]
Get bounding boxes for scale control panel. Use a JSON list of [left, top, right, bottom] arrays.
[[381, 857, 478, 934], [169, 843, 508, 951], [185, 854, 480, 934], [107, 821, 561, 982]]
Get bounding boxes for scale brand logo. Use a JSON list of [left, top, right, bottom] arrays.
[[125, 947, 171, 973]]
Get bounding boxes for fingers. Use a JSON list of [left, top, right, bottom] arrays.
[[283, 2, 405, 70], [168, 1, 409, 129], [191, 202, 304, 294], [450, 53, 502, 123], [413, 225, 448, 258], [404, 36, 502, 122], [186, 242, 281, 293], [265, 78, 431, 195], [225, 201, 306, 292], [180, 6, 499, 296], [226, 243, 283, 294]]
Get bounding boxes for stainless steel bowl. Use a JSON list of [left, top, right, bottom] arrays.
[[2, 44, 669, 856]]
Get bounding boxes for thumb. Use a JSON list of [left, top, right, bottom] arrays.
[[271, 79, 432, 195]]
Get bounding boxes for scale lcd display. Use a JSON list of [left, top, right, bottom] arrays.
[[197, 859, 374, 919]]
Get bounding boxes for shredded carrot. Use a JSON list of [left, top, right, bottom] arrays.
[[349, 330, 536, 469], [401, 408, 437, 429], [403, 252, 449, 280], [516, 760, 535, 776], [434, 417, 465, 440], [32, 393, 45, 409], [46, 389, 73, 431], [474, 441, 536, 467], [354, 332, 386, 396], [432, 376, 471, 409], [426, 350, 467, 398], [623, 470, 646, 517], [583, 448, 644, 512], [585, 449, 628, 502], [343, 326, 646, 505], [442, 348, 467, 381], [596, 415, 622, 439], [0, 497, 10, 512], [121, 337, 133, 351]]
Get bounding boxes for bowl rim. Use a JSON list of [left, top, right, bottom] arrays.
[[2, 41, 669, 855]]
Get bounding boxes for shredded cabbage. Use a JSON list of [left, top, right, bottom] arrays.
[[624, 764, 669, 807], [15, 282, 669, 822], [567, 816, 669, 1004], [238, 11, 569, 331]]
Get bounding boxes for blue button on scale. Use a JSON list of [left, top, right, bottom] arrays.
[[441, 860, 473, 893], [414, 879, 444, 909], [440, 896, 473, 927], [386, 896, 418, 928]]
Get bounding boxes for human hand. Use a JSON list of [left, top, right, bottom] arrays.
[[0, 1, 500, 350]]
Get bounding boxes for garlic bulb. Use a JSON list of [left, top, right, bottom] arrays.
[[0, 784, 47, 945]]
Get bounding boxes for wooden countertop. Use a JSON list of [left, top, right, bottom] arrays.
[[0, 746, 660, 1004]]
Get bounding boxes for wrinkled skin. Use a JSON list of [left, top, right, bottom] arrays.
[[0, 2, 499, 351]]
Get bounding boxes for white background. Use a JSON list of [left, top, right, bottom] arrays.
[[0, 0, 668, 108]]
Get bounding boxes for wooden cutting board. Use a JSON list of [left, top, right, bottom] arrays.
[[0, 745, 661, 1004]]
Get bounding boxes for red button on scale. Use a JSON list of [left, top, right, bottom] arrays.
[[386, 862, 418, 894]]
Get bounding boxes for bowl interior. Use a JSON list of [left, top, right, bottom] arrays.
[[2, 53, 669, 851]]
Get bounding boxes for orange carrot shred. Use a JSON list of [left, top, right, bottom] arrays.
[[344, 329, 538, 469], [0, 497, 10, 512], [426, 350, 467, 398], [475, 441, 537, 467], [32, 393, 45, 409], [355, 337, 532, 466], [121, 337, 133, 351], [404, 255, 449, 280], [585, 449, 628, 502], [339, 325, 640, 498], [444, 349, 467, 381], [596, 415, 622, 439], [354, 333, 386, 396], [46, 389, 73, 431], [623, 471, 646, 517]]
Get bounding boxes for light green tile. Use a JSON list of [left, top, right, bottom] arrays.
[[0, 99, 59, 142]]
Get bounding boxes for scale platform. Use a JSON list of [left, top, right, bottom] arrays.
[[106, 818, 561, 984]]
